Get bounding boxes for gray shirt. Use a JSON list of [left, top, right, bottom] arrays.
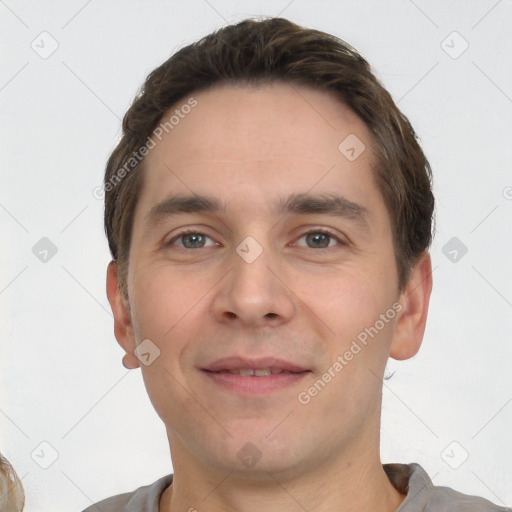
[[83, 463, 511, 511]]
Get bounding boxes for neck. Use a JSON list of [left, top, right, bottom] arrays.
[[159, 435, 405, 512]]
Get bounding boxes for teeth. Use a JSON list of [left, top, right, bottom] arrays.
[[254, 369, 271, 376], [224, 368, 284, 376]]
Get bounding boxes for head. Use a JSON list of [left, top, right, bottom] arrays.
[[106, 18, 434, 477], [105, 17, 434, 301]]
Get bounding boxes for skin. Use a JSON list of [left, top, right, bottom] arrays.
[[107, 82, 432, 512]]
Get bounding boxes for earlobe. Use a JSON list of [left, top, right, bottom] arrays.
[[106, 261, 139, 368], [390, 252, 433, 361]]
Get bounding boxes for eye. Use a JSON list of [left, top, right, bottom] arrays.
[[168, 231, 218, 249], [294, 231, 344, 249]]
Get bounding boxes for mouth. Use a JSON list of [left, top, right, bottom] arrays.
[[207, 368, 301, 376], [201, 356, 311, 395]]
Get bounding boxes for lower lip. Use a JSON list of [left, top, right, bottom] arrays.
[[201, 370, 310, 395]]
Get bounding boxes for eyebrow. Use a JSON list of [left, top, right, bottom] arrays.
[[276, 192, 370, 230], [147, 194, 226, 224], [146, 192, 370, 230]]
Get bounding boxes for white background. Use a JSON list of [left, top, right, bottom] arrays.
[[1, 1, 511, 510]]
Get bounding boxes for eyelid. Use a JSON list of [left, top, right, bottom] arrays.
[[292, 228, 348, 248], [165, 228, 219, 248], [164, 227, 348, 249]]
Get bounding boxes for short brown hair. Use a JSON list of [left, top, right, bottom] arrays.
[[104, 17, 434, 298]]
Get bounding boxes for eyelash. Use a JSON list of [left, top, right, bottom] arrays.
[[166, 228, 346, 249], [293, 230, 345, 249]]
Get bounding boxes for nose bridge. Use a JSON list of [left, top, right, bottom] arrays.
[[233, 240, 273, 297], [211, 234, 295, 326]]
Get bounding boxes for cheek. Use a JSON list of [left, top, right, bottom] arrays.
[[293, 263, 393, 341], [297, 270, 396, 423], [129, 263, 207, 341], [128, 265, 210, 422]]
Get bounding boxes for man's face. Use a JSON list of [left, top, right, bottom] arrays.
[[117, 83, 412, 475]]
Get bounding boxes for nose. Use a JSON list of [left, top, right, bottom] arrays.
[[210, 243, 295, 328]]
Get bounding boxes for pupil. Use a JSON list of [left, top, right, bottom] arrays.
[[307, 233, 329, 248], [183, 233, 204, 248]]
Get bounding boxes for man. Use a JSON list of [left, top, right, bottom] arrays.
[[85, 17, 510, 512]]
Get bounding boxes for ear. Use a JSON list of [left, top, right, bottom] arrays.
[[390, 251, 433, 360], [106, 260, 139, 369]]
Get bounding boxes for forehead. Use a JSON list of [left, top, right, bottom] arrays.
[[146, 82, 373, 165], [137, 82, 383, 219]]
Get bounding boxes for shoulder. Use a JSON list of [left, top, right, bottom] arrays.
[[427, 483, 511, 511], [81, 474, 173, 512], [392, 463, 511, 512]]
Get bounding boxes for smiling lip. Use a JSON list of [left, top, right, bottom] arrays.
[[201, 356, 310, 395], [202, 356, 308, 373]]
